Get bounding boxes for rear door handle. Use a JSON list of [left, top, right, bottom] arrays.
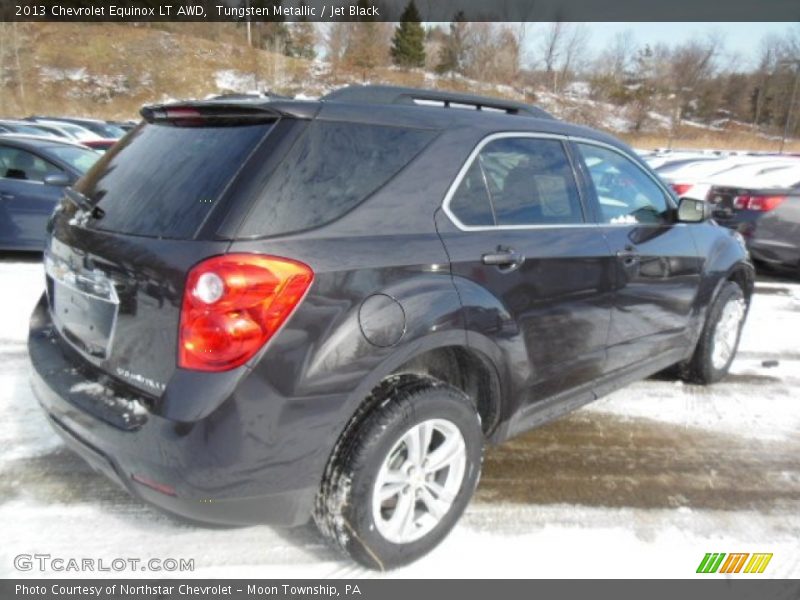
[[482, 249, 525, 269], [0, 192, 14, 201]]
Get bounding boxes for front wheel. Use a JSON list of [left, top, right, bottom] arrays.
[[685, 281, 747, 384], [314, 377, 483, 570]]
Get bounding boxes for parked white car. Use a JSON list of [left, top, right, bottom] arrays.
[[660, 156, 800, 200]]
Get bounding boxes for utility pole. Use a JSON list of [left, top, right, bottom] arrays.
[[779, 59, 800, 154], [246, 0, 252, 47]]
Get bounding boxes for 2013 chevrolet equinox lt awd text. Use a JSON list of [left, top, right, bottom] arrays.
[[28, 85, 754, 569]]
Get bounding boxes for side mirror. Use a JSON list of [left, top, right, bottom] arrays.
[[677, 197, 711, 223], [43, 172, 70, 187]]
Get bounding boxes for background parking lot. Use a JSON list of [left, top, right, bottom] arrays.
[[0, 253, 797, 578]]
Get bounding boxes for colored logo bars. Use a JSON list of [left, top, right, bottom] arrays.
[[696, 553, 773, 574]]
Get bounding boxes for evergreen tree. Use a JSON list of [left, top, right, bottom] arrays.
[[390, 1, 425, 68], [436, 11, 468, 75]]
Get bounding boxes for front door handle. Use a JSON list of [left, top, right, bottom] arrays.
[[482, 249, 525, 270], [0, 192, 14, 201]]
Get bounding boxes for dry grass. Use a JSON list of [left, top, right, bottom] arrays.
[[0, 23, 314, 119], [622, 132, 800, 154]]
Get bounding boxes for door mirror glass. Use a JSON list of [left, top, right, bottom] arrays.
[[43, 172, 70, 187], [677, 197, 709, 223]]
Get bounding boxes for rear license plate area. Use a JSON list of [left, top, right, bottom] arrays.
[[51, 279, 119, 359]]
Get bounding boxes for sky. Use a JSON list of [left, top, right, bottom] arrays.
[[525, 22, 795, 68]]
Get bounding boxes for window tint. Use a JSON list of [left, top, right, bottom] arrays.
[[76, 122, 272, 239], [239, 121, 435, 237], [450, 137, 583, 227], [448, 160, 495, 226], [0, 146, 62, 182], [578, 143, 670, 225]]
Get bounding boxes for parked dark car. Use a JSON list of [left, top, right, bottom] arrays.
[[709, 179, 800, 273], [0, 135, 100, 250], [27, 116, 126, 140], [28, 86, 754, 569], [0, 119, 62, 138]]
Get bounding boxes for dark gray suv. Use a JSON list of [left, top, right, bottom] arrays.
[[29, 85, 753, 569]]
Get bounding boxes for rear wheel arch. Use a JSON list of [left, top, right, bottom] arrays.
[[335, 343, 503, 445], [387, 345, 503, 437]]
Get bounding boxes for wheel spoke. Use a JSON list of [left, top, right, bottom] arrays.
[[419, 486, 449, 520], [386, 491, 416, 539], [403, 428, 423, 466], [377, 480, 406, 502], [425, 479, 456, 504], [418, 421, 434, 462], [372, 417, 468, 545], [711, 298, 745, 370], [382, 468, 407, 485], [424, 435, 463, 473]]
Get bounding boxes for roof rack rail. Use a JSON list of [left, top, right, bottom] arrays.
[[322, 85, 553, 119]]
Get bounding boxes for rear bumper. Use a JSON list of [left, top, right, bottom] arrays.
[[28, 294, 340, 527], [715, 213, 800, 270]]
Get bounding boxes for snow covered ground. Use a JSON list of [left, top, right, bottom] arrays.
[[0, 255, 798, 578]]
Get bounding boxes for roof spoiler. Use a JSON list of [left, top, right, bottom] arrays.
[[322, 85, 553, 119], [140, 99, 319, 123]]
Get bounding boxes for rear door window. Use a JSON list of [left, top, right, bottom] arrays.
[[238, 121, 436, 237], [448, 136, 584, 227], [76, 122, 273, 239]]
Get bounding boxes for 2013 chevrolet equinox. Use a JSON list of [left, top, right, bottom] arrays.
[[28, 85, 754, 569]]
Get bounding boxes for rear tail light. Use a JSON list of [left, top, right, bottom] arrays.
[[733, 195, 787, 212], [670, 183, 694, 196], [179, 254, 314, 372]]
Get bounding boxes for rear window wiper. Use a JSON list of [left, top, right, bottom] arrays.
[[64, 187, 104, 220]]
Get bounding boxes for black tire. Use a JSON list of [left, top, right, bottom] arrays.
[[313, 375, 483, 570], [684, 281, 747, 384]]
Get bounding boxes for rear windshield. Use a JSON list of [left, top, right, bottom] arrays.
[[76, 121, 271, 239], [237, 120, 436, 237]]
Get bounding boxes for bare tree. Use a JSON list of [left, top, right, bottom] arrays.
[[461, 24, 519, 85], [667, 35, 722, 127], [604, 29, 636, 82], [539, 21, 564, 91], [495, 25, 521, 83], [344, 21, 392, 81], [558, 24, 590, 92], [436, 12, 471, 76], [752, 35, 781, 129], [325, 22, 350, 77], [12, 23, 26, 112]]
